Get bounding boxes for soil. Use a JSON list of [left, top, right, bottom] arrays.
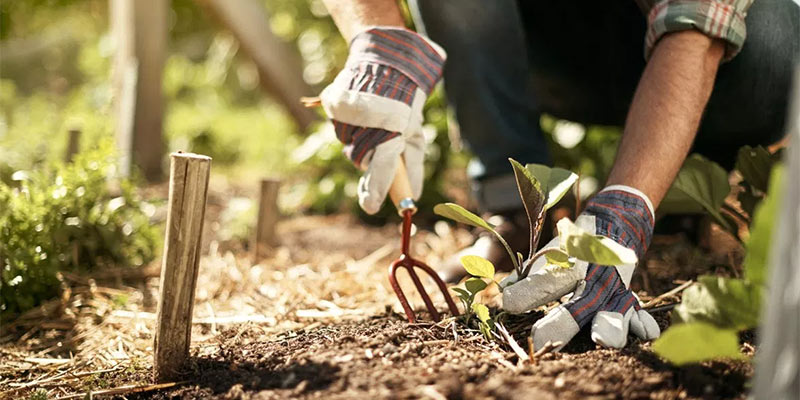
[[138, 310, 752, 400]]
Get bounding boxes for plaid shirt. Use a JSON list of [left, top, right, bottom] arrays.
[[637, 0, 754, 61]]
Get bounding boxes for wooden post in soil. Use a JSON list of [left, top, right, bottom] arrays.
[[65, 128, 81, 162], [153, 152, 212, 382], [252, 178, 281, 260]]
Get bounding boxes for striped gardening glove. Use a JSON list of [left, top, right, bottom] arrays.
[[501, 186, 661, 351], [319, 27, 446, 214]]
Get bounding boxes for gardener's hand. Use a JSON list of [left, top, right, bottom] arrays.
[[319, 27, 445, 214], [501, 186, 661, 351]]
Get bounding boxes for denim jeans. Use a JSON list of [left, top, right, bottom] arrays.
[[409, 0, 800, 212]]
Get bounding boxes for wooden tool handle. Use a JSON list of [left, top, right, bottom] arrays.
[[389, 158, 417, 214]]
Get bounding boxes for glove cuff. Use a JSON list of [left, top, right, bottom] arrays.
[[584, 185, 655, 259], [348, 27, 445, 94]]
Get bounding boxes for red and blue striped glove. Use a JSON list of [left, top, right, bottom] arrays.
[[319, 27, 446, 214], [502, 186, 661, 351]]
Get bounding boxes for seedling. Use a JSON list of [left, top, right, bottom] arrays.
[[436, 158, 638, 338], [653, 165, 784, 365]]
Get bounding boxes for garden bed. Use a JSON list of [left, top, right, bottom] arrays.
[[1, 182, 751, 399]]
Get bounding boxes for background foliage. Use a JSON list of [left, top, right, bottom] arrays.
[[0, 143, 159, 320]]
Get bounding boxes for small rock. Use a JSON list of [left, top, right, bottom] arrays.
[[554, 377, 565, 388], [293, 380, 309, 395], [381, 343, 399, 355]]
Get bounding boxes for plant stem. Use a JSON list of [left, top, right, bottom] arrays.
[[520, 247, 569, 278], [490, 228, 520, 273]]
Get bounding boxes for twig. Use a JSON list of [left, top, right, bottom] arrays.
[[8, 366, 122, 388], [422, 339, 450, 346], [533, 341, 563, 358], [643, 280, 694, 309], [55, 381, 185, 399], [495, 323, 529, 361], [647, 302, 680, 313]]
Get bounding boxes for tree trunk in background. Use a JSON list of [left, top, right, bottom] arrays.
[[110, 0, 166, 181], [196, 0, 319, 131], [753, 65, 800, 400]]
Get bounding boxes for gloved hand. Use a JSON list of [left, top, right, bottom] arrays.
[[501, 186, 661, 351], [319, 27, 446, 214]]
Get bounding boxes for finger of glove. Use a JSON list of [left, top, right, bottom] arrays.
[[629, 309, 661, 340], [502, 261, 588, 314], [333, 122, 400, 168], [357, 137, 405, 214], [590, 308, 633, 349], [563, 265, 622, 328], [402, 129, 425, 200], [531, 305, 580, 352]]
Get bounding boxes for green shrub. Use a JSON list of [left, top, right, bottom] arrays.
[[0, 142, 159, 321]]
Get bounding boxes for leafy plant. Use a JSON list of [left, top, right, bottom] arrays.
[[653, 164, 784, 365], [659, 148, 779, 241], [438, 158, 639, 338], [0, 142, 160, 321]]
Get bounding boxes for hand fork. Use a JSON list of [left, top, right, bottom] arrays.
[[300, 96, 458, 323], [387, 160, 459, 323]]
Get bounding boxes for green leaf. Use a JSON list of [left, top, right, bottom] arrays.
[[736, 145, 773, 193], [556, 218, 637, 265], [743, 165, 783, 286], [465, 277, 488, 294], [543, 248, 572, 269], [652, 322, 743, 366], [460, 255, 495, 279], [510, 159, 546, 256], [660, 154, 733, 232], [434, 203, 495, 231], [673, 276, 761, 330], [451, 287, 471, 301], [472, 303, 490, 323], [525, 163, 579, 210], [435, 203, 518, 269]]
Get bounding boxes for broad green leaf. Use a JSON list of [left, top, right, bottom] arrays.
[[434, 203, 494, 231], [472, 303, 491, 323], [435, 203, 518, 268], [673, 276, 761, 330], [660, 155, 733, 232], [451, 287, 471, 301], [460, 255, 495, 279], [743, 165, 783, 286], [543, 248, 572, 269], [525, 163, 579, 210], [509, 158, 546, 255], [465, 277, 488, 294], [736, 145, 773, 193], [556, 218, 637, 265], [652, 322, 743, 366]]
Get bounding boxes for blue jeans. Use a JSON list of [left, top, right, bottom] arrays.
[[410, 0, 800, 212]]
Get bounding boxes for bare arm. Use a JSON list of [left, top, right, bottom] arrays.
[[606, 30, 725, 207], [322, 0, 405, 42]]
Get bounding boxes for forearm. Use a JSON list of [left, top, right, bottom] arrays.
[[607, 30, 725, 207], [322, 0, 405, 42]]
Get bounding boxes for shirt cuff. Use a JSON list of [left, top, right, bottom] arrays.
[[644, 0, 752, 62]]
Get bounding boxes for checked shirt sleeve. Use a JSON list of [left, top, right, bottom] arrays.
[[638, 0, 754, 62]]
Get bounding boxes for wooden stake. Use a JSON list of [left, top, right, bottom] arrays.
[[65, 128, 81, 162], [153, 152, 211, 382], [252, 178, 281, 260]]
